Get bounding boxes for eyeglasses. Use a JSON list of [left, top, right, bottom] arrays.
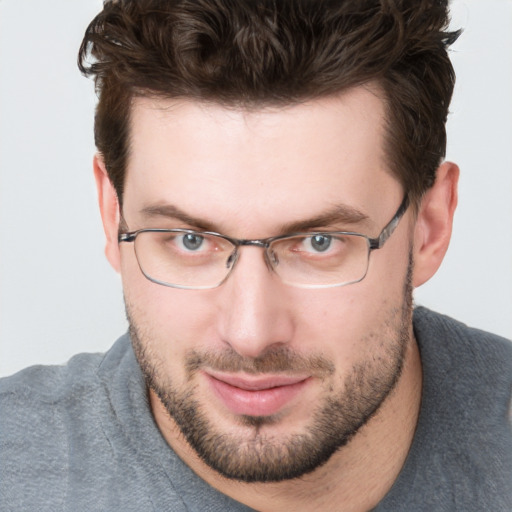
[[118, 195, 409, 290]]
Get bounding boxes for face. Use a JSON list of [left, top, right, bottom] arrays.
[[114, 89, 415, 482]]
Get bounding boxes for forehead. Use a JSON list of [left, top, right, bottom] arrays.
[[124, 88, 401, 235]]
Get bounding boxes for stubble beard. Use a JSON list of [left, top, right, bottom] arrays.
[[128, 262, 414, 483]]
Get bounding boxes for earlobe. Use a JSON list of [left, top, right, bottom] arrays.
[[412, 161, 459, 288], [93, 154, 122, 273]]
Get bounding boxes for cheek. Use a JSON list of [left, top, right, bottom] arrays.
[[121, 250, 220, 356], [290, 262, 407, 363], [289, 292, 374, 359]]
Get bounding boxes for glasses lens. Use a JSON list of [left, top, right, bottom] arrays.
[[133, 230, 235, 289], [270, 233, 370, 288]]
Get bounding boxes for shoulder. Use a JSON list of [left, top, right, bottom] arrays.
[[0, 350, 110, 474], [0, 335, 137, 435], [0, 351, 107, 414], [0, 337, 131, 510], [413, 306, 512, 382], [413, 306, 511, 429], [376, 309, 512, 511], [413, 306, 512, 349], [407, 307, 512, 509], [0, 334, 134, 405]]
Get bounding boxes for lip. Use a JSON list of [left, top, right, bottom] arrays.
[[204, 371, 310, 417]]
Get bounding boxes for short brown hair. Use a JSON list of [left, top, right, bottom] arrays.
[[78, 0, 460, 206]]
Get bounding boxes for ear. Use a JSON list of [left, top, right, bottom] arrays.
[[93, 154, 121, 273], [412, 161, 459, 287]]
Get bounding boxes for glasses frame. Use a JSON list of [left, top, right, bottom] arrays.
[[118, 194, 409, 290]]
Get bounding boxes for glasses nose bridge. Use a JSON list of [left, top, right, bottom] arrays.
[[238, 238, 269, 249], [229, 238, 276, 274]]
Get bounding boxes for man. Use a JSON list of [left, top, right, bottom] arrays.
[[1, 1, 511, 510]]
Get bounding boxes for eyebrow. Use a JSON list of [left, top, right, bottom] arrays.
[[140, 204, 218, 231], [280, 205, 370, 234], [139, 202, 370, 235]]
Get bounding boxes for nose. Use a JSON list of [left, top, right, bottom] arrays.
[[216, 246, 295, 359]]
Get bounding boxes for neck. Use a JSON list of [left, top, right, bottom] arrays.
[[151, 333, 422, 511]]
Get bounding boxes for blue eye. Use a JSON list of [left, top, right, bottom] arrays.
[[182, 233, 204, 251], [309, 234, 332, 252]]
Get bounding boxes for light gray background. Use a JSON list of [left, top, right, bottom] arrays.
[[1, 0, 511, 377]]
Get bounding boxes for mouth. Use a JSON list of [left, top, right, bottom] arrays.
[[204, 371, 310, 417]]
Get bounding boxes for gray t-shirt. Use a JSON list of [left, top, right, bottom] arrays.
[[1, 307, 511, 511]]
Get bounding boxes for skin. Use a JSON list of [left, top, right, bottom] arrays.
[[95, 87, 458, 511]]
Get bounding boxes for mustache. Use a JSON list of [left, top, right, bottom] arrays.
[[185, 347, 335, 377]]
